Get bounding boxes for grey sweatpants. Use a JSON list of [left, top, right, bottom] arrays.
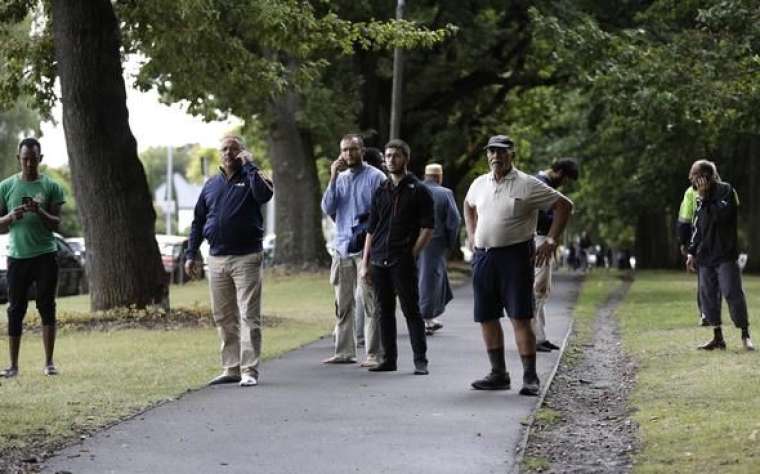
[[698, 260, 749, 328]]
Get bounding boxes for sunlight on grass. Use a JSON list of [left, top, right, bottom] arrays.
[[618, 271, 760, 474]]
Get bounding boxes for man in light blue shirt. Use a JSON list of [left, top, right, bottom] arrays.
[[321, 134, 386, 366]]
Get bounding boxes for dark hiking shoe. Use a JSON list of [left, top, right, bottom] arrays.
[[519, 375, 540, 396], [471, 372, 510, 390], [698, 338, 726, 351], [368, 361, 397, 372], [413, 361, 429, 375]]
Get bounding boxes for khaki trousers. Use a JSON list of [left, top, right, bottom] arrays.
[[532, 235, 553, 344], [208, 252, 263, 377], [330, 253, 383, 361]]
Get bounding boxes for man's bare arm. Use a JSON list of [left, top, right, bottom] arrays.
[[464, 201, 478, 250]]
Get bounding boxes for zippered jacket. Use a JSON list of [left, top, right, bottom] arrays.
[[186, 162, 273, 259], [688, 181, 740, 266]]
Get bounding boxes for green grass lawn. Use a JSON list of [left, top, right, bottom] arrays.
[[0, 270, 334, 455], [617, 270, 760, 474]]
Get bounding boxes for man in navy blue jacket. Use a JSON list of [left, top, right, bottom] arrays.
[[185, 136, 274, 387]]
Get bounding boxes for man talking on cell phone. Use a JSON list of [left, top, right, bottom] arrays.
[[321, 134, 386, 367], [184, 135, 273, 387], [0, 138, 66, 379]]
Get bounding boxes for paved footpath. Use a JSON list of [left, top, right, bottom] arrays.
[[44, 273, 580, 474]]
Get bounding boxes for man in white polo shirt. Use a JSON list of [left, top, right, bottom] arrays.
[[463, 135, 573, 396]]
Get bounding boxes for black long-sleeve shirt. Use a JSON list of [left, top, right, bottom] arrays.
[[367, 173, 434, 267]]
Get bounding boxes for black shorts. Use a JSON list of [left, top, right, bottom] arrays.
[[471, 240, 535, 322]]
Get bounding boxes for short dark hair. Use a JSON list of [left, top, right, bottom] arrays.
[[363, 147, 384, 170], [341, 134, 365, 148], [18, 137, 41, 154], [384, 139, 411, 160], [551, 158, 579, 180]]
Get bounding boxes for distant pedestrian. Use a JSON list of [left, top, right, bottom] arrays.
[[418, 163, 461, 335], [185, 136, 274, 387], [361, 139, 434, 375], [533, 158, 578, 353], [321, 134, 386, 367], [677, 160, 720, 327], [0, 138, 65, 378], [686, 161, 754, 351], [464, 135, 573, 396]]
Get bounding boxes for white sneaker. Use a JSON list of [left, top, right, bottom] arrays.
[[239, 373, 258, 387]]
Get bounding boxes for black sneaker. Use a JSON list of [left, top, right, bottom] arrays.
[[471, 372, 510, 390], [542, 340, 560, 351], [368, 361, 397, 372], [698, 338, 726, 351], [414, 361, 429, 375], [519, 376, 540, 397], [700, 316, 711, 327], [536, 343, 552, 353]]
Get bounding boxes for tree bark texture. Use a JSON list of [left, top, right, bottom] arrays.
[[267, 91, 329, 268], [52, 0, 168, 311]]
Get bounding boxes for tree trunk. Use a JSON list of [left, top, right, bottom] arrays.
[[634, 209, 679, 269], [267, 91, 329, 268], [52, 0, 168, 311]]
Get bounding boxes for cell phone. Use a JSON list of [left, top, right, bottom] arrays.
[[21, 196, 33, 205]]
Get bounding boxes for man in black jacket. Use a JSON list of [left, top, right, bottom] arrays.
[[361, 139, 434, 375], [686, 161, 754, 351]]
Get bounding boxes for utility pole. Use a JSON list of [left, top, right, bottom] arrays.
[[165, 145, 173, 235], [389, 0, 405, 140]]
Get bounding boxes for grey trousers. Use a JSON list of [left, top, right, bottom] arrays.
[[698, 260, 749, 328]]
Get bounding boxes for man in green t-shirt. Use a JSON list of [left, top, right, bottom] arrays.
[[0, 138, 65, 378]]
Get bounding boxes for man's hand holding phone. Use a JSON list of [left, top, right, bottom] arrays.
[[236, 150, 253, 166], [21, 196, 39, 213], [330, 156, 348, 182]]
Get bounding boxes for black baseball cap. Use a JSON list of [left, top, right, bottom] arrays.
[[483, 135, 515, 151]]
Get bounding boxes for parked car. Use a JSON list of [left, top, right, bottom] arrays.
[[0, 234, 88, 304], [64, 236, 86, 266], [155, 234, 201, 284]]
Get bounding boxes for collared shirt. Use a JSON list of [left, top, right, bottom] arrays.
[[367, 173, 434, 267], [465, 167, 567, 249], [186, 162, 273, 259], [321, 163, 386, 257]]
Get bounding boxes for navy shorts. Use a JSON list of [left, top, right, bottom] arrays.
[[471, 240, 535, 322]]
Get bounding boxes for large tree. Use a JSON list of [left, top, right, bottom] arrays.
[[115, 0, 450, 267], [51, 0, 168, 309], [487, 0, 760, 269]]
